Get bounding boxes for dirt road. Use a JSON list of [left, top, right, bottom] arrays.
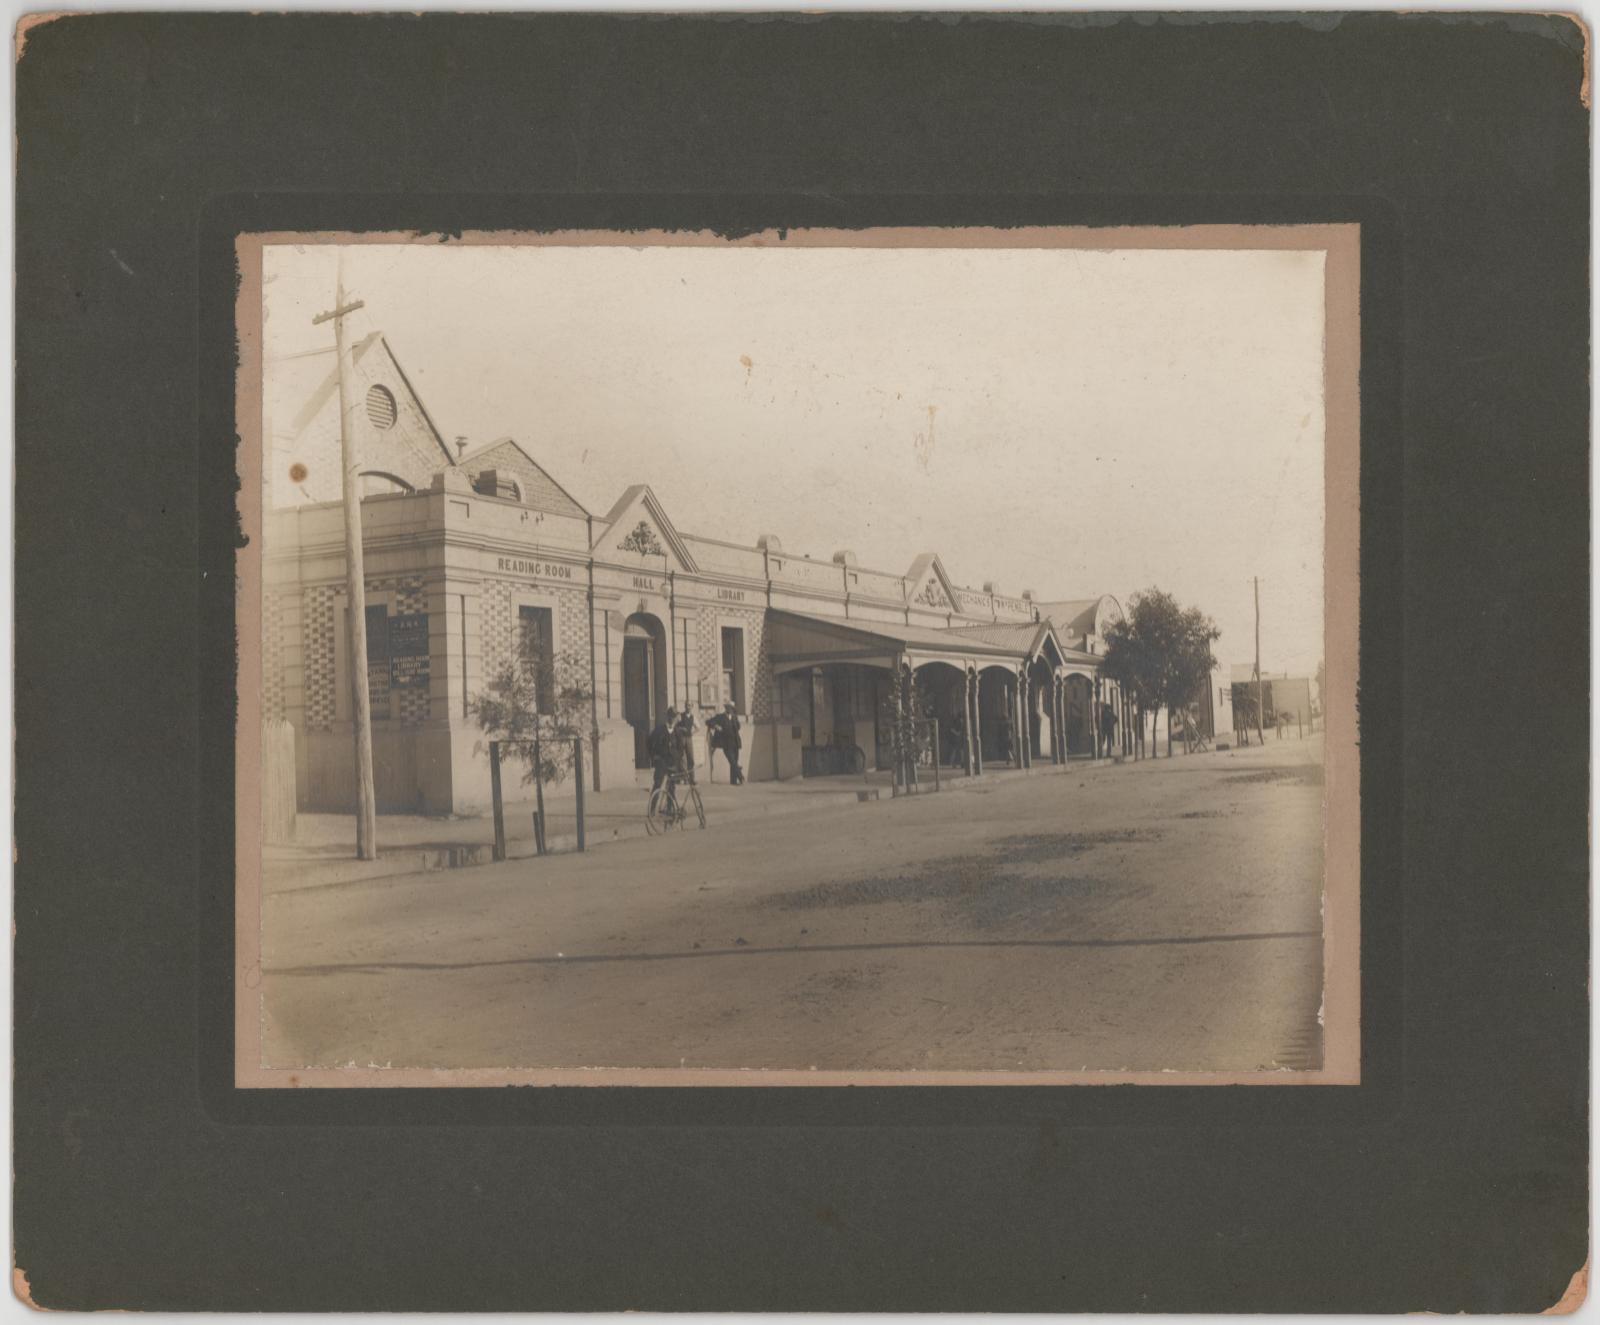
[[260, 736, 1326, 1075]]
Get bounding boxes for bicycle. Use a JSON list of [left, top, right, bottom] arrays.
[[645, 771, 706, 834]]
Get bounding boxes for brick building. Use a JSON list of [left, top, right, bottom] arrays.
[[262, 338, 1131, 813]]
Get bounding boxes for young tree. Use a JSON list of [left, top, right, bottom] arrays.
[[1101, 589, 1221, 757], [877, 668, 934, 790], [470, 619, 598, 832]]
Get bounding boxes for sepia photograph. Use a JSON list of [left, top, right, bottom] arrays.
[[235, 226, 1359, 1086]]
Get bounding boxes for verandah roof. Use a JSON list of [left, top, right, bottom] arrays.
[[765, 608, 1029, 675]]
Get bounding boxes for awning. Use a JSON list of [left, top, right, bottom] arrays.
[[765, 608, 1030, 675]]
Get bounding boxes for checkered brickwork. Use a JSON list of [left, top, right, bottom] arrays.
[[304, 585, 339, 730], [299, 577, 430, 729], [386, 577, 430, 727], [694, 604, 769, 718], [479, 578, 592, 700], [263, 591, 287, 723]]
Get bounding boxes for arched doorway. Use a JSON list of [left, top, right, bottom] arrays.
[[915, 661, 969, 771], [1064, 673, 1095, 756], [978, 665, 1020, 767], [622, 613, 668, 769]]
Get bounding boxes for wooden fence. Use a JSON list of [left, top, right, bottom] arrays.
[[263, 719, 297, 843]]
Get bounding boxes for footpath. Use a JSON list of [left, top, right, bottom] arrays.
[[262, 759, 1089, 895]]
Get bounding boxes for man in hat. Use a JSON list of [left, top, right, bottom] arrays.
[[673, 708, 699, 784], [648, 706, 679, 794], [707, 701, 744, 785], [1100, 700, 1119, 758]]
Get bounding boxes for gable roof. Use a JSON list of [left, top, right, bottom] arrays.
[[266, 332, 458, 508], [279, 334, 380, 437], [456, 436, 588, 518], [374, 338, 455, 468], [1031, 595, 1125, 643], [279, 334, 454, 468], [945, 618, 1063, 661]]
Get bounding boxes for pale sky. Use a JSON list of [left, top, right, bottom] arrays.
[[262, 240, 1327, 678]]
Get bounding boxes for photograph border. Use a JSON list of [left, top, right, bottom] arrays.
[[201, 191, 1402, 1128], [233, 222, 1362, 1090]]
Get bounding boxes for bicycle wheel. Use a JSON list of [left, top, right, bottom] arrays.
[[645, 786, 669, 835], [686, 785, 706, 830]]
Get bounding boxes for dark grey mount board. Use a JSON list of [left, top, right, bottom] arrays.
[[13, 12, 1588, 1311]]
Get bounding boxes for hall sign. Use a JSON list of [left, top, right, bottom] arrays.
[[496, 556, 576, 581]]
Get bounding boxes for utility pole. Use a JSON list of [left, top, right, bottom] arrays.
[[314, 269, 377, 860], [1252, 575, 1266, 748]]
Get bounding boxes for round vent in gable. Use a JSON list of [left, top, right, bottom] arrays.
[[365, 384, 398, 430]]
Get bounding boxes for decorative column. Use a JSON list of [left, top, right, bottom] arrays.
[[1013, 668, 1026, 769], [1017, 668, 1028, 768], [1054, 674, 1065, 764], [960, 668, 972, 780], [1092, 675, 1103, 758], [970, 668, 983, 776]]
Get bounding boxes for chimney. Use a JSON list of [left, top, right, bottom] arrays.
[[454, 436, 468, 461]]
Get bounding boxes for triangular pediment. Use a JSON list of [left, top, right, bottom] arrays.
[[267, 333, 455, 509], [596, 485, 698, 573], [1035, 622, 1067, 667], [905, 553, 959, 612]]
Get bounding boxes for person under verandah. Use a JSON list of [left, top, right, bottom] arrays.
[[707, 702, 744, 785]]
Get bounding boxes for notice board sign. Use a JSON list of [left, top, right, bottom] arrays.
[[388, 613, 430, 688]]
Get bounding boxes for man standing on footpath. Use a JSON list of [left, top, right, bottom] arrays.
[[1100, 700, 1119, 758], [648, 706, 679, 794], [707, 702, 744, 785], [673, 709, 699, 784]]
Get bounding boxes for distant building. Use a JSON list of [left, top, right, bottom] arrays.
[[1227, 665, 1315, 734], [261, 337, 1136, 813]]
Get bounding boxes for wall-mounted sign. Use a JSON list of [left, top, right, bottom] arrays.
[[388, 612, 430, 688], [496, 556, 575, 581], [716, 587, 746, 602]]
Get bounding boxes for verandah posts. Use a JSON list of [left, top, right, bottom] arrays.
[[931, 718, 941, 792], [576, 729, 588, 851]]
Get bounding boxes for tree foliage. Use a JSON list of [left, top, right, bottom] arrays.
[[1100, 588, 1221, 752], [469, 621, 597, 791]]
